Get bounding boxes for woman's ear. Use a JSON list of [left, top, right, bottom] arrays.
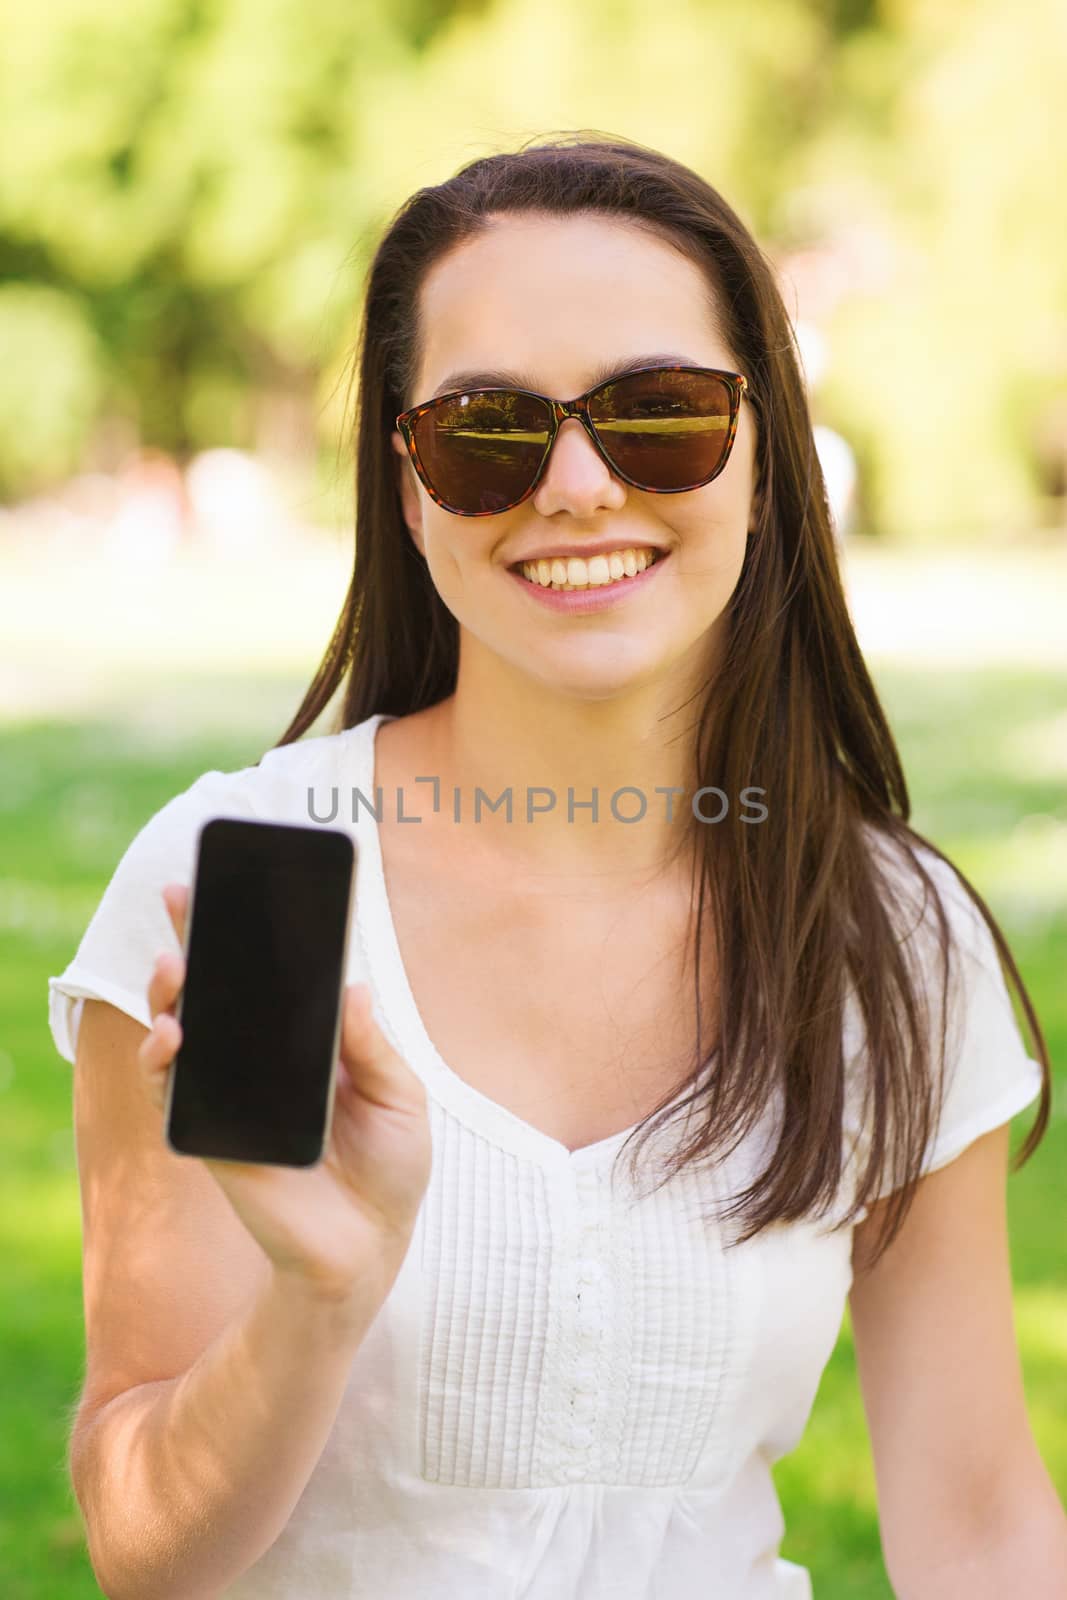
[[391, 431, 426, 558]]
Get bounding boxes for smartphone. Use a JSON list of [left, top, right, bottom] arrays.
[[164, 816, 357, 1168]]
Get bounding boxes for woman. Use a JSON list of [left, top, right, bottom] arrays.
[[49, 134, 1066, 1598]]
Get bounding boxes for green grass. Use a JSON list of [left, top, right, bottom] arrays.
[[1, 664, 1064, 1597]]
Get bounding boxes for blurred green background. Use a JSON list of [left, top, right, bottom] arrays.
[[1, 0, 1066, 540], [1, 0, 1065, 1595]]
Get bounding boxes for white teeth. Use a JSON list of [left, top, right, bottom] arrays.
[[519, 546, 660, 590]]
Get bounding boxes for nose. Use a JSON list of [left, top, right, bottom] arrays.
[[531, 416, 627, 518]]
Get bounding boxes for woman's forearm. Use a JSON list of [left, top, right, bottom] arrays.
[[72, 1259, 400, 1600]]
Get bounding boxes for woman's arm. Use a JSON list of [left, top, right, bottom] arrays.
[[849, 1122, 1067, 1598], [69, 963, 430, 1600], [74, 1264, 393, 1600]]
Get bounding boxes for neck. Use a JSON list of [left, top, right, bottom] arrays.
[[406, 647, 722, 885]]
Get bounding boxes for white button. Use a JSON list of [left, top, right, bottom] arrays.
[[565, 1463, 585, 1482]]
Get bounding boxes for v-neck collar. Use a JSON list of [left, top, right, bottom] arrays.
[[348, 711, 698, 1175]]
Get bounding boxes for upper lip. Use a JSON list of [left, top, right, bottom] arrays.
[[509, 540, 667, 568]]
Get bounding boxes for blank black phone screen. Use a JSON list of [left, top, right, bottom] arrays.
[[166, 816, 356, 1167]]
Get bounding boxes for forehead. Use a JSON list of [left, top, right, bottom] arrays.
[[413, 212, 731, 402]]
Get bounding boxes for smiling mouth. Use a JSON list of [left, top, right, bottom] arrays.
[[511, 545, 665, 591]]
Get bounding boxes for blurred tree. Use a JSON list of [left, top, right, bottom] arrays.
[[802, 0, 1067, 539], [0, 0, 410, 489], [0, 0, 1063, 541], [0, 284, 106, 497]]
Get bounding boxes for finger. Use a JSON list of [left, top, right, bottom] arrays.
[[147, 950, 185, 1020], [141, 1010, 182, 1066], [340, 983, 426, 1112], [138, 1014, 182, 1107], [162, 882, 189, 948]]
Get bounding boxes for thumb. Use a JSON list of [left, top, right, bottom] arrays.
[[162, 882, 189, 949], [340, 983, 426, 1113]]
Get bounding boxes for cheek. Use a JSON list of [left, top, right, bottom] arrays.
[[670, 491, 749, 581], [422, 514, 497, 599]]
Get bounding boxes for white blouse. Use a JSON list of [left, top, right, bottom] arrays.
[[48, 711, 1044, 1599]]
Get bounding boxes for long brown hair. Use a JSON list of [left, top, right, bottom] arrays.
[[274, 131, 1050, 1265]]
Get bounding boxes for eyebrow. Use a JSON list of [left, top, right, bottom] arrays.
[[427, 352, 706, 402]]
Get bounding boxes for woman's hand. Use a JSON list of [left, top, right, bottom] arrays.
[[137, 883, 434, 1302]]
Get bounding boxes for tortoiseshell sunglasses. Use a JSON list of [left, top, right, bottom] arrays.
[[394, 363, 750, 517]]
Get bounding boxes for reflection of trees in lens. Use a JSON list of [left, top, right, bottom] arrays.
[[441, 391, 550, 440], [592, 374, 733, 484], [593, 373, 729, 428], [419, 391, 551, 511], [625, 395, 683, 418]]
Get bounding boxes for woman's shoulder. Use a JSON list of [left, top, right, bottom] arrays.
[[850, 821, 1024, 1114], [843, 821, 1042, 1213], [245, 722, 369, 810], [121, 718, 375, 871], [857, 817, 988, 962], [177, 719, 373, 823]]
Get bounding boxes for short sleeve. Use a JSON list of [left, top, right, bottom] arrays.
[[47, 769, 258, 1065], [845, 842, 1044, 1225]]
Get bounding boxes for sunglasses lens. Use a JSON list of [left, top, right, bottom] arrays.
[[589, 369, 736, 490], [413, 390, 551, 514]]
